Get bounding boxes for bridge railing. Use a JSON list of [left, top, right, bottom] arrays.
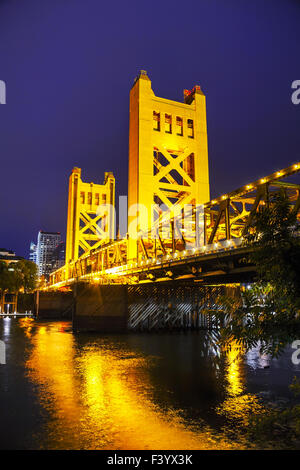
[[132, 161, 300, 263]]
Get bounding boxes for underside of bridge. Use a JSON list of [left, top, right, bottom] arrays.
[[36, 282, 242, 333]]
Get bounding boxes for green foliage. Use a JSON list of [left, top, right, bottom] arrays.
[[204, 190, 300, 447], [247, 405, 300, 449], [205, 189, 300, 357], [247, 377, 300, 449], [245, 189, 300, 306], [0, 259, 37, 293], [206, 286, 300, 357], [290, 376, 300, 397], [0, 261, 17, 293], [13, 259, 38, 292]]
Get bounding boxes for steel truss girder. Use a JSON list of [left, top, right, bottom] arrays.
[[48, 160, 300, 289]]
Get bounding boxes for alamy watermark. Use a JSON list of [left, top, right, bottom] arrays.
[[291, 80, 300, 105], [291, 340, 300, 365], [94, 200, 205, 249], [0, 340, 5, 364], [0, 80, 6, 104]]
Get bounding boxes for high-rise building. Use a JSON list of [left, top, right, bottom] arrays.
[[50, 241, 65, 272], [29, 242, 37, 264], [36, 231, 61, 277]]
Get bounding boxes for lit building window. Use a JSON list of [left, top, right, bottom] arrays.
[[95, 193, 100, 205], [153, 111, 160, 131], [102, 194, 107, 204], [80, 192, 85, 204], [176, 116, 183, 136], [165, 114, 172, 134], [187, 119, 194, 138]]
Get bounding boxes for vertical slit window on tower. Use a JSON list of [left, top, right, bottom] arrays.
[[153, 111, 160, 131], [165, 114, 172, 134], [95, 193, 100, 205], [88, 192, 92, 205], [187, 119, 194, 138], [80, 192, 85, 204], [176, 116, 183, 135], [102, 194, 107, 204], [186, 153, 195, 181]]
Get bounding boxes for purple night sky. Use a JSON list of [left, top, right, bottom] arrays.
[[0, 0, 300, 257]]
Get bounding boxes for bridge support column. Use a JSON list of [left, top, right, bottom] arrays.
[[73, 283, 128, 332], [127, 283, 242, 331], [35, 291, 74, 319], [17, 293, 35, 313]]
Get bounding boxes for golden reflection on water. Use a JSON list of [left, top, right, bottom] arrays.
[[217, 343, 266, 425], [18, 317, 35, 338], [226, 345, 244, 397], [23, 321, 258, 450]]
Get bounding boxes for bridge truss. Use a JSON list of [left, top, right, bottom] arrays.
[[48, 161, 300, 289]]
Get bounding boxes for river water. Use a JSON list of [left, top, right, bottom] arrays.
[[0, 317, 299, 450]]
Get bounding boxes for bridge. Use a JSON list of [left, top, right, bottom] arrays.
[[47, 161, 300, 289], [37, 71, 300, 331]]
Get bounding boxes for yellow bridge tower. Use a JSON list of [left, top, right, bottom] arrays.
[[65, 168, 115, 271], [128, 70, 210, 260]]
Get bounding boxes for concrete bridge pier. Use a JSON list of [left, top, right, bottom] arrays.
[[72, 282, 128, 332], [35, 290, 74, 319], [35, 284, 128, 332]]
